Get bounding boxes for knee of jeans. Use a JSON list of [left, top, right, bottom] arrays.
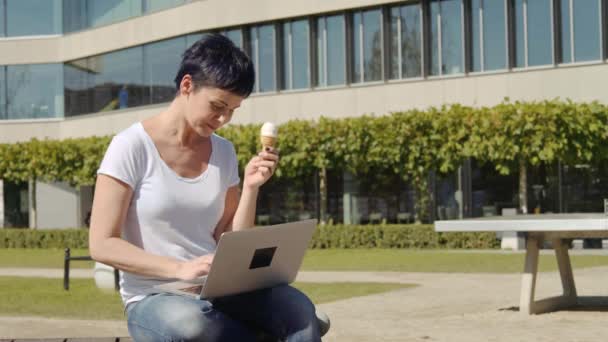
[[278, 287, 317, 327]]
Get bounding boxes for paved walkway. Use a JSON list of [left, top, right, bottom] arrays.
[[2, 266, 608, 341]]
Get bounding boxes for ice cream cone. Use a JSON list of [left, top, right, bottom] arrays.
[[260, 122, 278, 150], [261, 135, 276, 149]]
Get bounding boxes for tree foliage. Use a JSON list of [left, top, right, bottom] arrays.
[[1, 100, 607, 219]]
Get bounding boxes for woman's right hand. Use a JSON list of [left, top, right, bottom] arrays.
[[174, 254, 215, 280]]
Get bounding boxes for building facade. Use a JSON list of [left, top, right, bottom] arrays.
[[1, 0, 607, 233]]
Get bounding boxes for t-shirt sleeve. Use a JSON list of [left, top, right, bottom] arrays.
[[227, 143, 240, 188], [97, 135, 143, 189]]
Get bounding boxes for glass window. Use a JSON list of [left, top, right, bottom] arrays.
[[430, 0, 464, 76], [89, 47, 146, 112], [87, 0, 142, 28], [559, 0, 572, 63], [526, 0, 552, 67], [316, 18, 326, 86], [430, 1, 440, 75], [573, 0, 601, 62], [559, 0, 602, 64], [483, 1, 507, 70], [363, 9, 382, 82], [221, 28, 243, 48], [144, 37, 186, 105], [281, 19, 310, 90], [6, 0, 62, 36], [513, 0, 526, 67], [471, 0, 482, 72], [0, 0, 5, 37], [352, 9, 383, 83], [352, 13, 362, 82], [144, 0, 183, 13], [64, 59, 93, 117], [389, 3, 423, 79], [63, 0, 88, 33], [251, 24, 276, 93], [6, 64, 64, 119], [0, 67, 6, 119], [186, 32, 206, 47], [470, 0, 507, 72], [316, 14, 346, 87], [326, 15, 346, 86]]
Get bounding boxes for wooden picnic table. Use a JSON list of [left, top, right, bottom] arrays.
[[435, 213, 608, 314]]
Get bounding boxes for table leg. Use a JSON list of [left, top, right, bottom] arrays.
[[553, 238, 578, 304], [520, 236, 540, 314]]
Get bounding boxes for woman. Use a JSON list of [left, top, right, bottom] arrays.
[[89, 34, 320, 341]]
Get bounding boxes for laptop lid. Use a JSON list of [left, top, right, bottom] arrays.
[[201, 219, 316, 299]]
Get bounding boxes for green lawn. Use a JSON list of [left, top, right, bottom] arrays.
[[2, 248, 608, 273], [0, 277, 413, 320], [302, 249, 608, 273]]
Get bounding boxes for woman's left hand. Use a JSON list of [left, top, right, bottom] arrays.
[[243, 148, 279, 189]]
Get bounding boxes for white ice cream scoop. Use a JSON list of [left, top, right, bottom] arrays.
[[261, 122, 278, 138], [260, 122, 278, 148]]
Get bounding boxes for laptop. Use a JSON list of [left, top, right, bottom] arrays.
[[154, 219, 316, 299]]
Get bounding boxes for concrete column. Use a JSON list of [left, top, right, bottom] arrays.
[[342, 171, 360, 225], [36, 181, 80, 229]]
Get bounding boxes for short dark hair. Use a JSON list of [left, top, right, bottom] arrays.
[[174, 33, 255, 97]]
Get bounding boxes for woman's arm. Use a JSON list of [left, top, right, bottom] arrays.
[[89, 174, 213, 280], [213, 149, 279, 237]]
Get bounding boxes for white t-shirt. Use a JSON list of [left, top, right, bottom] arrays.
[[97, 122, 240, 306]]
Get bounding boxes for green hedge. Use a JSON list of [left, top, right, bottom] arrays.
[[0, 228, 89, 249], [311, 224, 499, 249], [0, 225, 499, 249]]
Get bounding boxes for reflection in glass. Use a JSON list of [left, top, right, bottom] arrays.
[[430, 0, 463, 75], [144, 37, 186, 104], [292, 20, 310, 89], [483, 0, 507, 70], [572, 0, 601, 62], [526, 0, 552, 66], [222, 29, 243, 48], [316, 15, 346, 87], [430, 1, 440, 75], [6, 0, 62, 36], [251, 24, 276, 93], [281, 20, 310, 90], [326, 15, 346, 86], [63, 0, 88, 33], [470, 0, 482, 72], [0, 67, 5, 119], [144, 0, 183, 13], [363, 9, 382, 82], [7, 64, 64, 119], [352, 13, 362, 82], [88, 0, 142, 28], [471, 0, 507, 71], [316, 18, 326, 86], [89, 47, 146, 112], [64, 59, 93, 117], [441, 0, 463, 74], [0, 0, 5, 37], [513, 0, 525, 67], [186, 33, 206, 47], [559, 0, 572, 63]]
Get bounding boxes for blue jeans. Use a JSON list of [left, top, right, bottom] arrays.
[[126, 284, 321, 342]]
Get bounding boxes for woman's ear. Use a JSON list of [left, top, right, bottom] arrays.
[[179, 74, 194, 95]]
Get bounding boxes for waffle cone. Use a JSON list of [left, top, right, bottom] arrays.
[[261, 136, 276, 148]]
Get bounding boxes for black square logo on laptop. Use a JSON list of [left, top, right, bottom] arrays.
[[249, 247, 277, 269]]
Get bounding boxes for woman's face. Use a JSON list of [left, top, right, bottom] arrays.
[[184, 84, 244, 137]]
